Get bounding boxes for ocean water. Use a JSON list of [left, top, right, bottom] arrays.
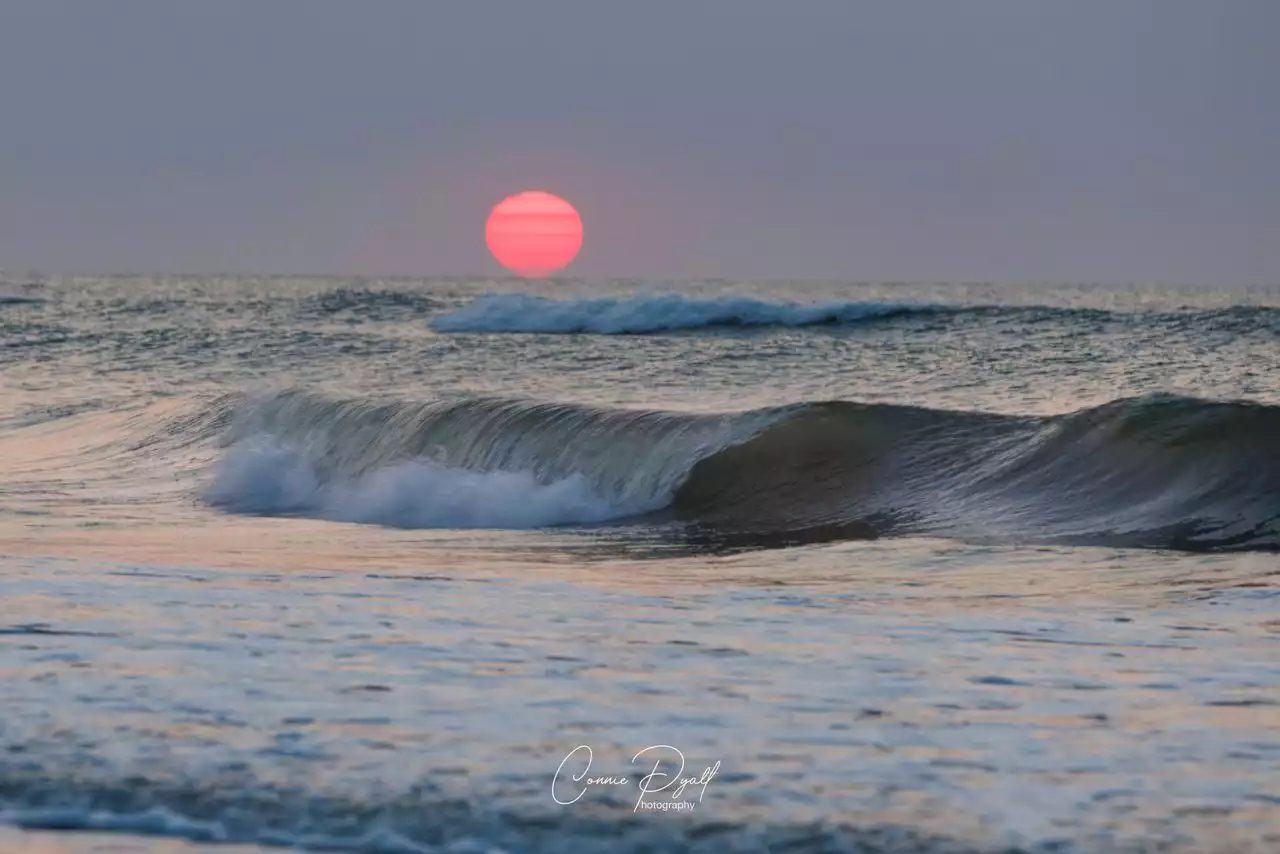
[[0, 274, 1277, 854]]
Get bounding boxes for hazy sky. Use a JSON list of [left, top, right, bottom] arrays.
[[1, 1, 1276, 283]]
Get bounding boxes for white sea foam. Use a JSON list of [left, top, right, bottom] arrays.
[[430, 292, 930, 334], [204, 441, 628, 529]]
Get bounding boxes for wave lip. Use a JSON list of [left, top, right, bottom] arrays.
[[430, 292, 936, 334]]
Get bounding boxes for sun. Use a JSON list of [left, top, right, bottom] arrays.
[[485, 190, 583, 278]]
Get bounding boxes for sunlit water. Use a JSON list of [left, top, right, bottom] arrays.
[[1, 275, 1277, 853]]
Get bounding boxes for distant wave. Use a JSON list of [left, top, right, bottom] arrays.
[[197, 390, 1280, 552], [429, 292, 939, 334], [430, 293, 1280, 335]]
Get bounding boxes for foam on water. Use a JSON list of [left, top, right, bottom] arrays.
[[204, 441, 628, 529], [2, 554, 1277, 854]]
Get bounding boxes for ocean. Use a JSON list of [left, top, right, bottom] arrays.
[[0, 274, 1277, 854]]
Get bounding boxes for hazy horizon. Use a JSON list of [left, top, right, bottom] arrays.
[[6, 269, 1279, 292], [2, 1, 1276, 284]]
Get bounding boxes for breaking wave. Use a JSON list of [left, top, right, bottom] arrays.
[[429, 292, 938, 334], [200, 390, 1280, 552]]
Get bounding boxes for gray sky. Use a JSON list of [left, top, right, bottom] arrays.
[[1, 1, 1276, 283]]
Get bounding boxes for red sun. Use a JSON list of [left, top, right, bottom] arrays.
[[485, 190, 583, 278]]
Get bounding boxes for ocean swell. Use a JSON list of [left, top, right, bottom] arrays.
[[200, 390, 1280, 552]]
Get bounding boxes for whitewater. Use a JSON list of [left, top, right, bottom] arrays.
[[1, 275, 1278, 854]]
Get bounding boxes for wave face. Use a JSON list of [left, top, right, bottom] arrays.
[[430, 292, 936, 334], [671, 396, 1280, 551], [203, 391, 1280, 552]]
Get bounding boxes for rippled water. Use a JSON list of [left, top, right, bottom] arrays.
[[1, 275, 1277, 853]]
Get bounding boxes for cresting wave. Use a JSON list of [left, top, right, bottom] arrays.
[[203, 390, 1280, 552]]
